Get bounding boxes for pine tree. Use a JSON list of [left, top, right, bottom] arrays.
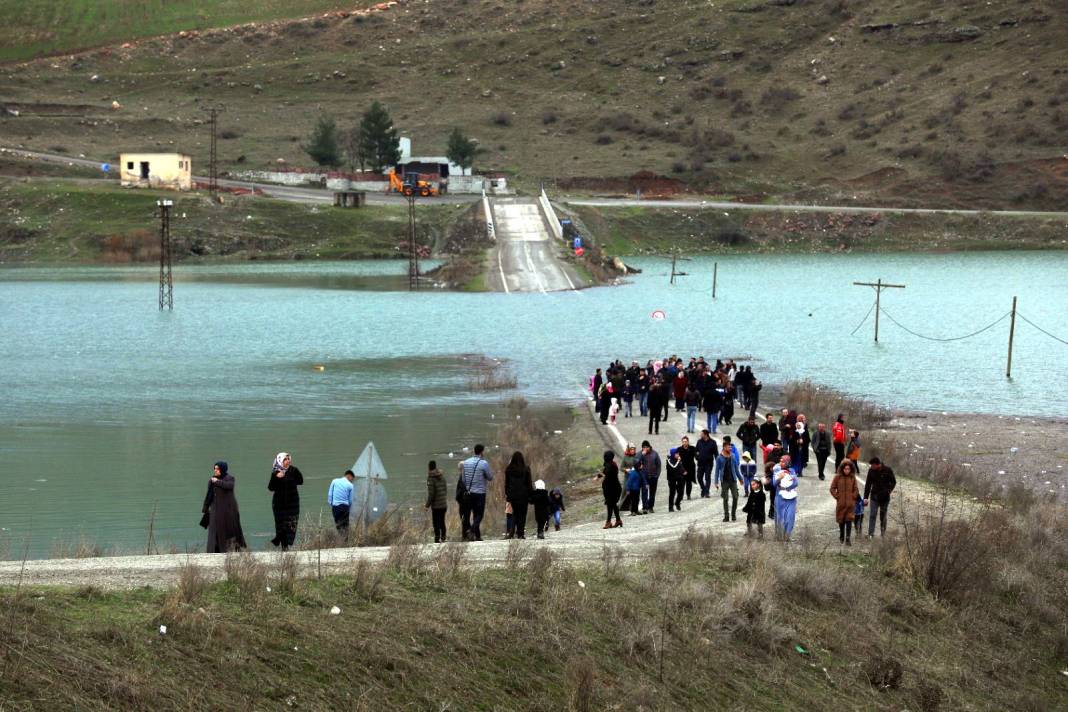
[[357, 102, 401, 174], [445, 127, 481, 174], [303, 116, 342, 168]]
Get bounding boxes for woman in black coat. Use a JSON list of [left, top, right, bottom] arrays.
[[205, 461, 247, 553], [268, 452, 304, 550], [599, 450, 623, 529], [504, 451, 534, 539]]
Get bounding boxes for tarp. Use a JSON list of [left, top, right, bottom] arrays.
[[348, 442, 389, 526]]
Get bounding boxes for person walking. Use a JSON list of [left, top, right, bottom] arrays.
[[647, 380, 664, 435], [504, 451, 534, 539], [773, 456, 799, 540], [204, 461, 246, 553], [702, 385, 724, 434], [268, 452, 303, 550], [458, 444, 494, 541], [678, 436, 697, 500], [736, 416, 761, 462], [424, 461, 447, 543], [532, 479, 551, 539], [830, 460, 861, 545], [598, 451, 623, 529], [695, 429, 717, 498], [637, 371, 650, 417], [832, 414, 847, 470], [739, 451, 758, 496], [685, 385, 701, 434], [328, 469, 356, 539], [864, 457, 897, 538], [549, 487, 566, 531], [714, 441, 743, 522], [759, 413, 780, 458], [741, 479, 766, 539], [847, 429, 862, 465], [665, 448, 685, 512], [622, 464, 643, 516], [812, 423, 832, 480], [638, 440, 661, 513]]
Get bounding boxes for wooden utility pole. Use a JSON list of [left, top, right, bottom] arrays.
[[670, 251, 678, 285], [1006, 296, 1017, 379], [853, 278, 905, 342], [712, 262, 718, 299]]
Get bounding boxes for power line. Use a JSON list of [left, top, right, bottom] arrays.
[[849, 299, 877, 336], [1017, 313, 1068, 346], [877, 306, 1009, 342]]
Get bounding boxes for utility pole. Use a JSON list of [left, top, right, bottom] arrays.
[[712, 262, 718, 299], [670, 250, 678, 285], [157, 199, 173, 310], [203, 106, 224, 197], [407, 191, 419, 290], [853, 278, 905, 342], [1006, 296, 1017, 379]]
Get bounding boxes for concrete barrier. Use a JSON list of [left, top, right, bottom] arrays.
[[539, 186, 564, 241], [482, 190, 496, 242]]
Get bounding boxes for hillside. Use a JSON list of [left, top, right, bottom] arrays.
[[1, 0, 1066, 211]]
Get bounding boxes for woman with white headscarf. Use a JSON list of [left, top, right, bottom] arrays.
[[267, 452, 304, 549]]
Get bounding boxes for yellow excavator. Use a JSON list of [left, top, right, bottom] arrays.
[[388, 170, 443, 197]]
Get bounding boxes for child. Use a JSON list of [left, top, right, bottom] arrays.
[[549, 487, 566, 531], [739, 451, 758, 497], [608, 399, 620, 425], [741, 479, 766, 539], [531, 479, 551, 539], [853, 492, 865, 534], [666, 448, 684, 512], [504, 501, 515, 539], [622, 380, 634, 418], [621, 466, 643, 516]]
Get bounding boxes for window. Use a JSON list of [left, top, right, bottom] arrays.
[[127, 161, 133, 169]]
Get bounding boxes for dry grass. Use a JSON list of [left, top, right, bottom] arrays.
[[465, 357, 519, 391], [172, 560, 210, 605], [783, 379, 892, 430], [49, 536, 108, 560]]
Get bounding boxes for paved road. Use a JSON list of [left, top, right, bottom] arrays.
[[564, 197, 1068, 219], [485, 197, 585, 293], [0, 147, 478, 207]]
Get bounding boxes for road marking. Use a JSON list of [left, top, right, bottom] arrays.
[[523, 240, 548, 293], [497, 245, 510, 294]]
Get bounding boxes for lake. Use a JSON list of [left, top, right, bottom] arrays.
[[2, 252, 1066, 557]]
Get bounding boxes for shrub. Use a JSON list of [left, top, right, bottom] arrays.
[[759, 86, 801, 110], [541, 110, 558, 124], [782, 380, 891, 430], [224, 551, 267, 595], [219, 129, 241, 139], [173, 561, 209, 604], [595, 133, 614, 145], [491, 112, 512, 126]]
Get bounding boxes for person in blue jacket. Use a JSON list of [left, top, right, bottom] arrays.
[[714, 441, 743, 522]]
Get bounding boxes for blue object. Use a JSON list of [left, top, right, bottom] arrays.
[[100, 163, 110, 173], [573, 236, 582, 249]]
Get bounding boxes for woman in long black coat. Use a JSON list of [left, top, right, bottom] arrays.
[[205, 461, 247, 553], [504, 451, 534, 539], [599, 450, 622, 529], [268, 452, 304, 549]]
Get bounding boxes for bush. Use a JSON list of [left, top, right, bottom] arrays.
[[759, 86, 801, 110], [541, 110, 558, 124], [594, 133, 614, 145], [783, 380, 891, 430], [491, 112, 512, 126]]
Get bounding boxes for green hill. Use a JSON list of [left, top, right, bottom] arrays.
[[1, 0, 1066, 209]]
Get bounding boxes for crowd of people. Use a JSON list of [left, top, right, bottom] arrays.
[[197, 356, 897, 552], [589, 356, 896, 544]]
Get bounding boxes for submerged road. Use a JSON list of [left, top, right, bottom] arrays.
[[485, 197, 585, 294]]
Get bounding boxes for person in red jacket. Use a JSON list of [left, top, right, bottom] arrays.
[[832, 414, 847, 471]]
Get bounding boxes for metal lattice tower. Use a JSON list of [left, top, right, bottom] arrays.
[[203, 106, 224, 197], [158, 199, 173, 310], [407, 192, 420, 290]]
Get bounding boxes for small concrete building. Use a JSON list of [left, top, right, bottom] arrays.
[[119, 153, 192, 190]]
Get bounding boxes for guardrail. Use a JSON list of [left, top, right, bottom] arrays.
[[482, 189, 496, 242], [538, 186, 564, 241]]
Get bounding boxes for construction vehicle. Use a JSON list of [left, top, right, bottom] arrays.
[[387, 170, 444, 197]]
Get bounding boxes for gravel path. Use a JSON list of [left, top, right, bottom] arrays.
[[0, 400, 857, 590]]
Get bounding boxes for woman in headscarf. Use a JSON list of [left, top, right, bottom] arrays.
[[268, 452, 303, 550], [204, 461, 247, 553]]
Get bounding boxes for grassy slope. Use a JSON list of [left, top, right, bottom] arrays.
[[567, 204, 1068, 255], [0, 531, 1065, 711], [0, 1, 376, 62], [0, 179, 464, 263], [0, 1, 1066, 210]]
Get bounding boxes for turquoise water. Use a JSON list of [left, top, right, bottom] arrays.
[[2, 253, 1066, 556]]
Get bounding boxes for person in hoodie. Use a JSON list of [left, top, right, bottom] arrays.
[[425, 461, 448, 543], [695, 429, 718, 498], [714, 441, 743, 522], [622, 464, 644, 516], [741, 479, 766, 539], [665, 448, 685, 512], [549, 487, 566, 531], [739, 451, 758, 497], [622, 379, 635, 418], [531, 479, 552, 539]]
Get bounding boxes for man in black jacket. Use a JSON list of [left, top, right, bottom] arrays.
[[758, 413, 779, 459], [811, 423, 833, 480], [735, 416, 760, 462], [695, 429, 718, 497], [863, 458, 897, 538], [677, 436, 698, 500]]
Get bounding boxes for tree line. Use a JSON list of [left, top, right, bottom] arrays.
[[304, 102, 481, 175]]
